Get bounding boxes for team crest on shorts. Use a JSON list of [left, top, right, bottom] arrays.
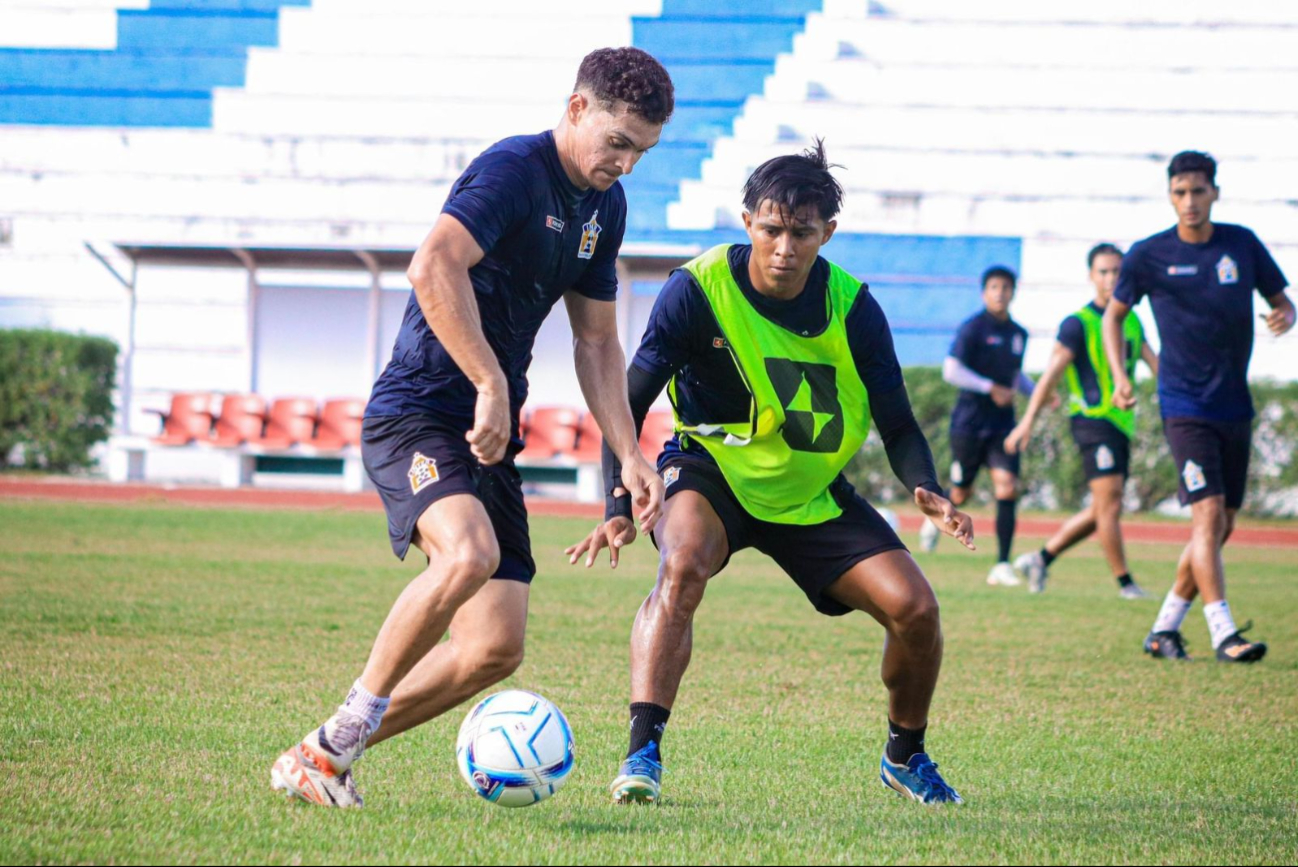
[[1182, 459, 1206, 493], [1096, 445, 1115, 471], [1216, 254, 1239, 285], [408, 451, 440, 494], [577, 210, 601, 260], [663, 466, 681, 488]]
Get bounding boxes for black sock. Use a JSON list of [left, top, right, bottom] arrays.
[[1040, 547, 1057, 567], [628, 702, 670, 758], [887, 719, 927, 764], [996, 498, 1017, 563], [1116, 573, 1135, 587]]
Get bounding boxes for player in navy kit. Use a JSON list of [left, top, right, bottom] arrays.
[[922, 266, 1036, 588], [270, 48, 673, 807], [1103, 151, 1294, 664]]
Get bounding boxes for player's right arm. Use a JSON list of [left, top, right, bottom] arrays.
[[1004, 341, 1072, 455], [407, 214, 510, 464], [1102, 299, 1136, 410]]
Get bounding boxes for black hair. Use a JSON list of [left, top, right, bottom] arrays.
[[1087, 243, 1123, 268], [574, 47, 674, 126], [981, 265, 1017, 290], [741, 138, 844, 222], [1167, 150, 1217, 187]]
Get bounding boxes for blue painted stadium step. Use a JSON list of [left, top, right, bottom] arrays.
[[662, 0, 821, 17], [148, 0, 309, 10], [0, 49, 248, 90], [116, 9, 283, 51], [0, 91, 211, 126]]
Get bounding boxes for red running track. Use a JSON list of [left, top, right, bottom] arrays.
[[2, 476, 1296, 548]]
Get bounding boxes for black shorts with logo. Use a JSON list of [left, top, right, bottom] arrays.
[[1070, 417, 1131, 482], [653, 452, 907, 617], [1163, 416, 1252, 509], [948, 429, 1020, 489], [361, 414, 535, 582]]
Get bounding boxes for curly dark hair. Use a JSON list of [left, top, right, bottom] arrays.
[[741, 138, 844, 222], [574, 47, 674, 125]]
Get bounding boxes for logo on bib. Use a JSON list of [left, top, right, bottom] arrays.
[[765, 359, 843, 453], [1182, 459, 1206, 493], [408, 451, 440, 494], [577, 210, 602, 260], [1096, 445, 1115, 471], [1216, 254, 1239, 285]]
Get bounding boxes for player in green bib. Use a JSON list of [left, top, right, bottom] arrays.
[[565, 143, 975, 805], [1004, 244, 1159, 596]]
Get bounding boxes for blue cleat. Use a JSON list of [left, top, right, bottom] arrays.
[[610, 741, 663, 804], [880, 752, 964, 804]]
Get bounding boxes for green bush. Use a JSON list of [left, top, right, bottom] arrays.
[[0, 329, 118, 472], [845, 366, 1296, 516]]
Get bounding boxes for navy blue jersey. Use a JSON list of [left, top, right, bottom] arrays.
[[1114, 223, 1287, 421], [948, 310, 1028, 435], [366, 131, 626, 434]]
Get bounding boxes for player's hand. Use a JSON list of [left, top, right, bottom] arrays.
[[990, 384, 1015, 407], [1003, 423, 1031, 455], [565, 517, 636, 569], [914, 487, 975, 551], [1261, 305, 1296, 336], [621, 455, 664, 536], [1047, 390, 1062, 410], [1112, 374, 1136, 410], [466, 383, 510, 465]]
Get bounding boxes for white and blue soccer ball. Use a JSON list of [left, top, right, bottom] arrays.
[[456, 689, 575, 808]]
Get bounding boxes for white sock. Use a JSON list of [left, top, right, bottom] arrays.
[[1203, 600, 1238, 649], [341, 679, 390, 734], [1152, 591, 1192, 634]]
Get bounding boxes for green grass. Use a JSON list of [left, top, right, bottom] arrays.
[[2, 500, 1296, 865]]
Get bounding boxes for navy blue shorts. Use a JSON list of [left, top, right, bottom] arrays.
[[948, 429, 1020, 489], [361, 414, 535, 582], [1163, 416, 1251, 510], [1071, 417, 1131, 482], [652, 452, 907, 617]]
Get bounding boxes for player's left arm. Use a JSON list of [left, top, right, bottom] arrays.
[[564, 291, 663, 536]]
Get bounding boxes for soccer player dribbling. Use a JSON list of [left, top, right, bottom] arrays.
[[1103, 150, 1294, 663], [270, 48, 672, 807], [567, 142, 974, 805]]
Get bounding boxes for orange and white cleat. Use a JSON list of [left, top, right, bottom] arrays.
[[271, 712, 371, 808]]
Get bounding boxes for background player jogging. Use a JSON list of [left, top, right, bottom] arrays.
[[1103, 150, 1294, 664], [270, 48, 672, 807], [921, 266, 1036, 588], [1004, 243, 1159, 597], [565, 142, 975, 806]]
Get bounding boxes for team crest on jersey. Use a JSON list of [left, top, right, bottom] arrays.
[[577, 210, 602, 259], [545, 215, 564, 232], [663, 466, 681, 488], [1182, 459, 1206, 493], [1096, 445, 1115, 471], [408, 451, 440, 494], [1216, 254, 1239, 285], [1012, 334, 1024, 355]]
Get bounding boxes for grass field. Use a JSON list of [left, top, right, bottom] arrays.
[[2, 499, 1296, 865]]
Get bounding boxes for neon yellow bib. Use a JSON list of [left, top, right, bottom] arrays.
[[1064, 304, 1145, 438], [670, 245, 872, 525]]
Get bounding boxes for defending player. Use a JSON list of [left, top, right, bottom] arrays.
[[1003, 243, 1159, 596], [1103, 151, 1294, 663], [270, 48, 672, 807], [567, 143, 975, 805], [920, 266, 1035, 587]]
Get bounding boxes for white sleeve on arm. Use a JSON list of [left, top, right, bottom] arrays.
[[1016, 371, 1035, 397], [943, 356, 994, 393]]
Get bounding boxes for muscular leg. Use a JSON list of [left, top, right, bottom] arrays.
[[1090, 475, 1128, 578], [629, 491, 730, 709], [358, 494, 502, 697], [1043, 504, 1096, 559], [368, 579, 528, 747], [824, 550, 941, 729], [1184, 495, 1229, 605]]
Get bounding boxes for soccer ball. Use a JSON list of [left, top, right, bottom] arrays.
[[456, 689, 575, 807], [877, 506, 901, 533]]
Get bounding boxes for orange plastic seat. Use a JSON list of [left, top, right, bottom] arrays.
[[638, 410, 677, 461], [210, 393, 267, 448], [249, 397, 318, 450], [147, 392, 215, 446], [308, 398, 365, 450], [572, 412, 604, 462], [518, 406, 580, 461]]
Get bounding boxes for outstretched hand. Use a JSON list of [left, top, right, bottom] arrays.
[[565, 517, 637, 569], [914, 487, 975, 551]]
